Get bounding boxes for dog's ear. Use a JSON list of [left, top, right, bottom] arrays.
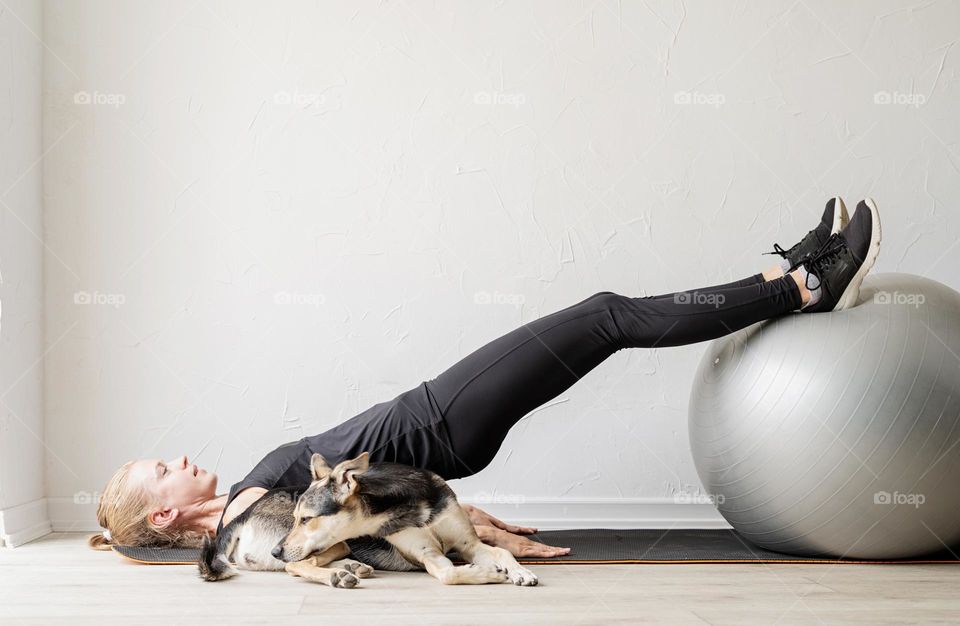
[[332, 451, 370, 496], [310, 453, 333, 481]]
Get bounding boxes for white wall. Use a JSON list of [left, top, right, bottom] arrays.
[[40, 0, 960, 530], [0, 0, 48, 546]]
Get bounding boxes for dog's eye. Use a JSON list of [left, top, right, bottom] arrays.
[[299, 515, 314, 524]]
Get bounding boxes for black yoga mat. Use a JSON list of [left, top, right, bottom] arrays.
[[502, 529, 960, 564], [112, 528, 960, 565]]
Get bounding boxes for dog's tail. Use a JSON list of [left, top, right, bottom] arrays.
[[197, 526, 239, 582]]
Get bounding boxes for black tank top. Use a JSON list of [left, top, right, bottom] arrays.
[[215, 382, 462, 534], [215, 438, 316, 534]]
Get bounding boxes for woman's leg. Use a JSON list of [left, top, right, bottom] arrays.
[[429, 274, 802, 477], [644, 272, 764, 299], [647, 260, 792, 299]]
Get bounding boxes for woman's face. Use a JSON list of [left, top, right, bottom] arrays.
[[129, 455, 218, 524]]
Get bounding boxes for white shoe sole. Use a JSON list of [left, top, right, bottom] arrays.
[[831, 197, 849, 233], [833, 197, 882, 311]]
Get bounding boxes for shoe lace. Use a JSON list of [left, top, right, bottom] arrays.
[[764, 242, 793, 259], [764, 227, 816, 259], [793, 233, 847, 291]]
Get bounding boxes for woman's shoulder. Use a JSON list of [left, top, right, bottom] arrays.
[[218, 438, 314, 529], [220, 486, 268, 528], [247, 438, 314, 485]]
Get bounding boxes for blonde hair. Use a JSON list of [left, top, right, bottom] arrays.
[[86, 460, 210, 550]]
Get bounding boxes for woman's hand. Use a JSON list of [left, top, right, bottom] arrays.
[[462, 504, 571, 557], [461, 504, 537, 535], [474, 524, 571, 558]]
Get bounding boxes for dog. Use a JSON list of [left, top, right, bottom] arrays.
[[273, 451, 538, 586], [197, 483, 379, 588], [198, 451, 538, 587]]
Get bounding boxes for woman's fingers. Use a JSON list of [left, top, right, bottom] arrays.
[[465, 504, 538, 534], [518, 541, 571, 557], [489, 515, 537, 535], [480, 526, 571, 558]]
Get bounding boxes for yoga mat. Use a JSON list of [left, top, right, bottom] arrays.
[[112, 529, 960, 565]]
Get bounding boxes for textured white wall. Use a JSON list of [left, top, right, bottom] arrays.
[[40, 0, 960, 530], [0, 0, 48, 546]]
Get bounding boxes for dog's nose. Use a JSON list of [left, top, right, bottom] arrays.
[[271, 545, 283, 559]]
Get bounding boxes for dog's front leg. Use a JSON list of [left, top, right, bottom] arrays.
[[458, 540, 539, 586], [326, 558, 374, 578], [285, 559, 360, 588], [299, 541, 374, 578], [306, 541, 351, 564], [388, 528, 507, 585], [284, 542, 362, 588], [445, 505, 539, 586], [419, 549, 508, 585]]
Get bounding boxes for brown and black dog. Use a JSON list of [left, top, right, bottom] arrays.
[[274, 451, 538, 586], [199, 451, 538, 587]]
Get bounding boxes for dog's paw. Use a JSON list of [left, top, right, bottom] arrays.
[[286, 562, 360, 588], [472, 564, 508, 584], [330, 569, 360, 589], [507, 566, 538, 587], [340, 559, 374, 578]]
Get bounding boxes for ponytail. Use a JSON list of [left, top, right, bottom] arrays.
[[87, 531, 113, 551]]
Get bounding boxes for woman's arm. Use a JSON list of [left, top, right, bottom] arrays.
[[474, 525, 571, 558], [462, 504, 571, 558], [461, 503, 536, 534]]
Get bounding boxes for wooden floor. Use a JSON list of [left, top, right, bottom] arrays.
[[2, 533, 959, 624]]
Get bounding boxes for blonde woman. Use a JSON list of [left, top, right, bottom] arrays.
[[88, 198, 880, 559]]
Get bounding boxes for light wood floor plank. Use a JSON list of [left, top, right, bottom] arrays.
[[2, 533, 959, 624]]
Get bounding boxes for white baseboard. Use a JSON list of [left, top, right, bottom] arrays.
[[45, 496, 731, 533], [0, 498, 53, 547]]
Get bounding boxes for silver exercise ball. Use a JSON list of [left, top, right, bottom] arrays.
[[688, 273, 960, 559]]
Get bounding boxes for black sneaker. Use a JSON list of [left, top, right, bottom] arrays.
[[792, 198, 882, 313], [765, 197, 848, 269]]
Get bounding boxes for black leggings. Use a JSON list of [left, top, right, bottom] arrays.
[[431, 272, 802, 475], [307, 272, 802, 480]]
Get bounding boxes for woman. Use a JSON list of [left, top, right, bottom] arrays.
[[88, 198, 880, 558]]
